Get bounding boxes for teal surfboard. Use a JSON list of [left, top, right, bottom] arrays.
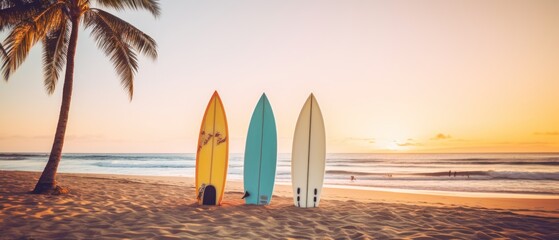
[[243, 93, 278, 205]]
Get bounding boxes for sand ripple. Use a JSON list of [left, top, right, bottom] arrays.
[[1, 171, 558, 239]]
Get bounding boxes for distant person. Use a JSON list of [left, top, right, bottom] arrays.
[[351, 176, 356, 181], [454, 171, 457, 177], [449, 170, 451, 177]]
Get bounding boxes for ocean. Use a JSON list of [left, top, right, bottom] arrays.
[[1, 153, 558, 197]]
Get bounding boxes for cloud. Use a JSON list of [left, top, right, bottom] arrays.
[[397, 139, 422, 147], [65, 134, 105, 141], [493, 141, 551, 146], [534, 131, 559, 136], [0, 134, 106, 141], [431, 133, 451, 140], [345, 137, 375, 144], [0, 135, 52, 140]]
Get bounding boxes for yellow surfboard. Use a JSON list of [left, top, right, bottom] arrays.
[[196, 91, 229, 205]]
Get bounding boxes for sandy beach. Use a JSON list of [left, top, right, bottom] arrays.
[[1, 170, 558, 239]]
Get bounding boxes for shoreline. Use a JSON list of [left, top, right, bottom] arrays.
[[5, 169, 558, 199], [322, 183, 559, 199], [2, 170, 558, 239]]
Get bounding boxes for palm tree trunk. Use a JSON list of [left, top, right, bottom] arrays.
[[33, 17, 80, 194]]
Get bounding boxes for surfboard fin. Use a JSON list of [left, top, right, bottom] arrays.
[[242, 191, 250, 199], [313, 188, 318, 207], [297, 187, 301, 207]]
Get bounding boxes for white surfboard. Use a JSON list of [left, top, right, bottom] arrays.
[[291, 93, 326, 208]]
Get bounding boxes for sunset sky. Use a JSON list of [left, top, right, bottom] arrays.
[[1, 0, 558, 153]]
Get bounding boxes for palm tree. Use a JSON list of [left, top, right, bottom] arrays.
[[0, 0, 160, 194]]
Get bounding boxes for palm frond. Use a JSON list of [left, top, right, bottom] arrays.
[[0, 0, 46, 32], [42, 18, 70, 94], [89, 8, 157, 59], [1, 43, 7, 81], [83, 9, 141, 99], [2, 2, 65, 80], [0, 42, 6, 59], [2, 22, 42, 79], [94, 0, 160, 17]]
